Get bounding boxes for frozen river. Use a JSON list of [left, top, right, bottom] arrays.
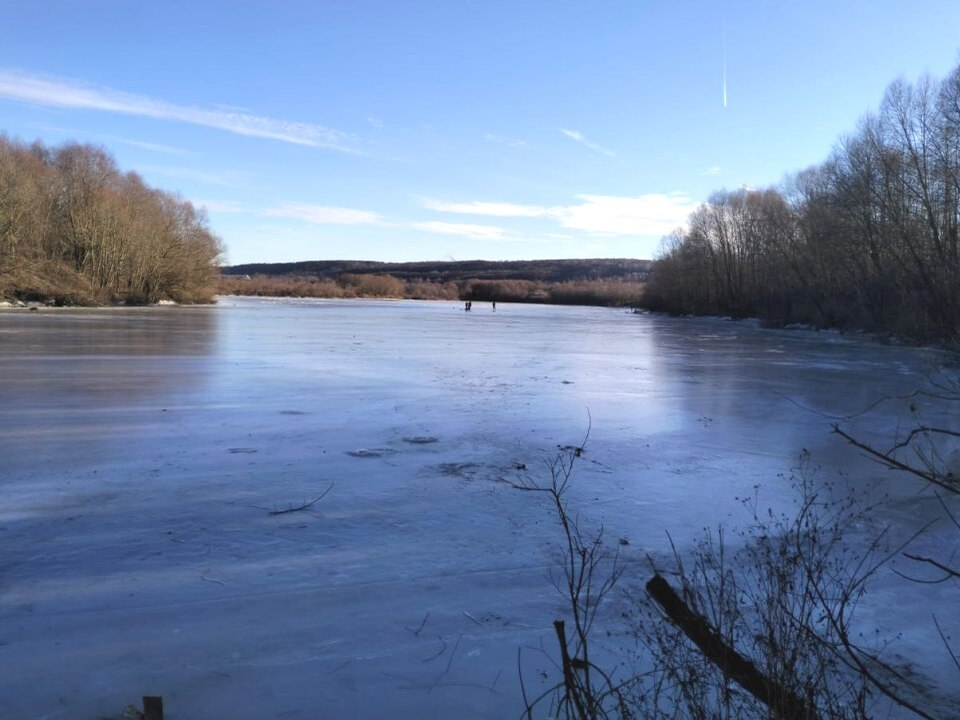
[[0, 297, 956, 718]]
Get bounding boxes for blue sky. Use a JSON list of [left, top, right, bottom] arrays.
[[2, 1, 959, 265]]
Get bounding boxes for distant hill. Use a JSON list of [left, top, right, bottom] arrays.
[[221, 258, 652, 284]]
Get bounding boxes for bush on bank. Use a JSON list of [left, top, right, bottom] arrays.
[[0, 135, 223, 306]]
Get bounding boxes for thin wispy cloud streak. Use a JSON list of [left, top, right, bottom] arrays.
[[559, 193, 696, 236], [421, 199, 551, 217], [0, 69, 358, 151], [423, 193, 698, 236], [411, 221, 513, 242], [411, 221, 554, 244], [263, 204, 383, 225], [484, 133, 527, 147], [138, 164, 249, 187], [560, 128, 616, 157], [115, 138, 191, 156], [261, 204, 551, 243]]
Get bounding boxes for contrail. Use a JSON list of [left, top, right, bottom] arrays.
[[722, 12, 728, 108]]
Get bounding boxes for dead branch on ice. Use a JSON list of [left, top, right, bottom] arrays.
[[268, 482, 334, 515], [646, 573, 818, 720]]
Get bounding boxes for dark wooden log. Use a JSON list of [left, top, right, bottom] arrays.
[[553, 620, 587, 719], [142, 695, 164, 720], [646, 574, 818, 720]]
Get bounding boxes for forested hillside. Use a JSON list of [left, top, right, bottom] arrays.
[[220, 258, 651, 306], [644, 62, 960, 344], [223, 258, 650, 283], [0, 136, 223, 305]]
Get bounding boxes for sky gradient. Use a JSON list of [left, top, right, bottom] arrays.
[[2, 1, 960, 265]]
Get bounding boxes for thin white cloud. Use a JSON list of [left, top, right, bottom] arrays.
[[0, 69, 358, 151], [423, 192, 699, 237], [24, 126, 193, 157], [420, 198, 551, 218], [139, 164, 249, 187], [559, 194, 698, 236], [484, 133, 527, 147], [115, 138, 190, 156], [410, 221, 554, 245], [411, 221, 514, 242], [700, 165, 721, 176], [262, 203, 383, 225], [560, 128, 616, 157]]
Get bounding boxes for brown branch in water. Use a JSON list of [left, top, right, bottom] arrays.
[[935, 490, 960, 530], [421, 635, 448, 663], [425, 633, 463, 694], [142, 696, 164, 720], [934, 614, 960, 677], [405, 612, 430, 637], [268, 482, 334, 515], [646, 573, 819, 720], [903, 553, 960, 580], [887, 426, 960, 454], [832, 425, 959, 495], [554, 620, 589, 720]]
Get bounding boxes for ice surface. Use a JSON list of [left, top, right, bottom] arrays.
[[1, 298, 957, 718]]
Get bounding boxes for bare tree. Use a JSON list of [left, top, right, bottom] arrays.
[[645, 59, 960, 345], [0, 136, 223, 305]]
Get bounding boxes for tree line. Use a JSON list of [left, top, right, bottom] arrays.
[[222, 258, 652, 285], [0, 136, 223, 305], [219, 272, 646, 307], [645, 61, 960, 345], [220, 258, 650, 306]]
